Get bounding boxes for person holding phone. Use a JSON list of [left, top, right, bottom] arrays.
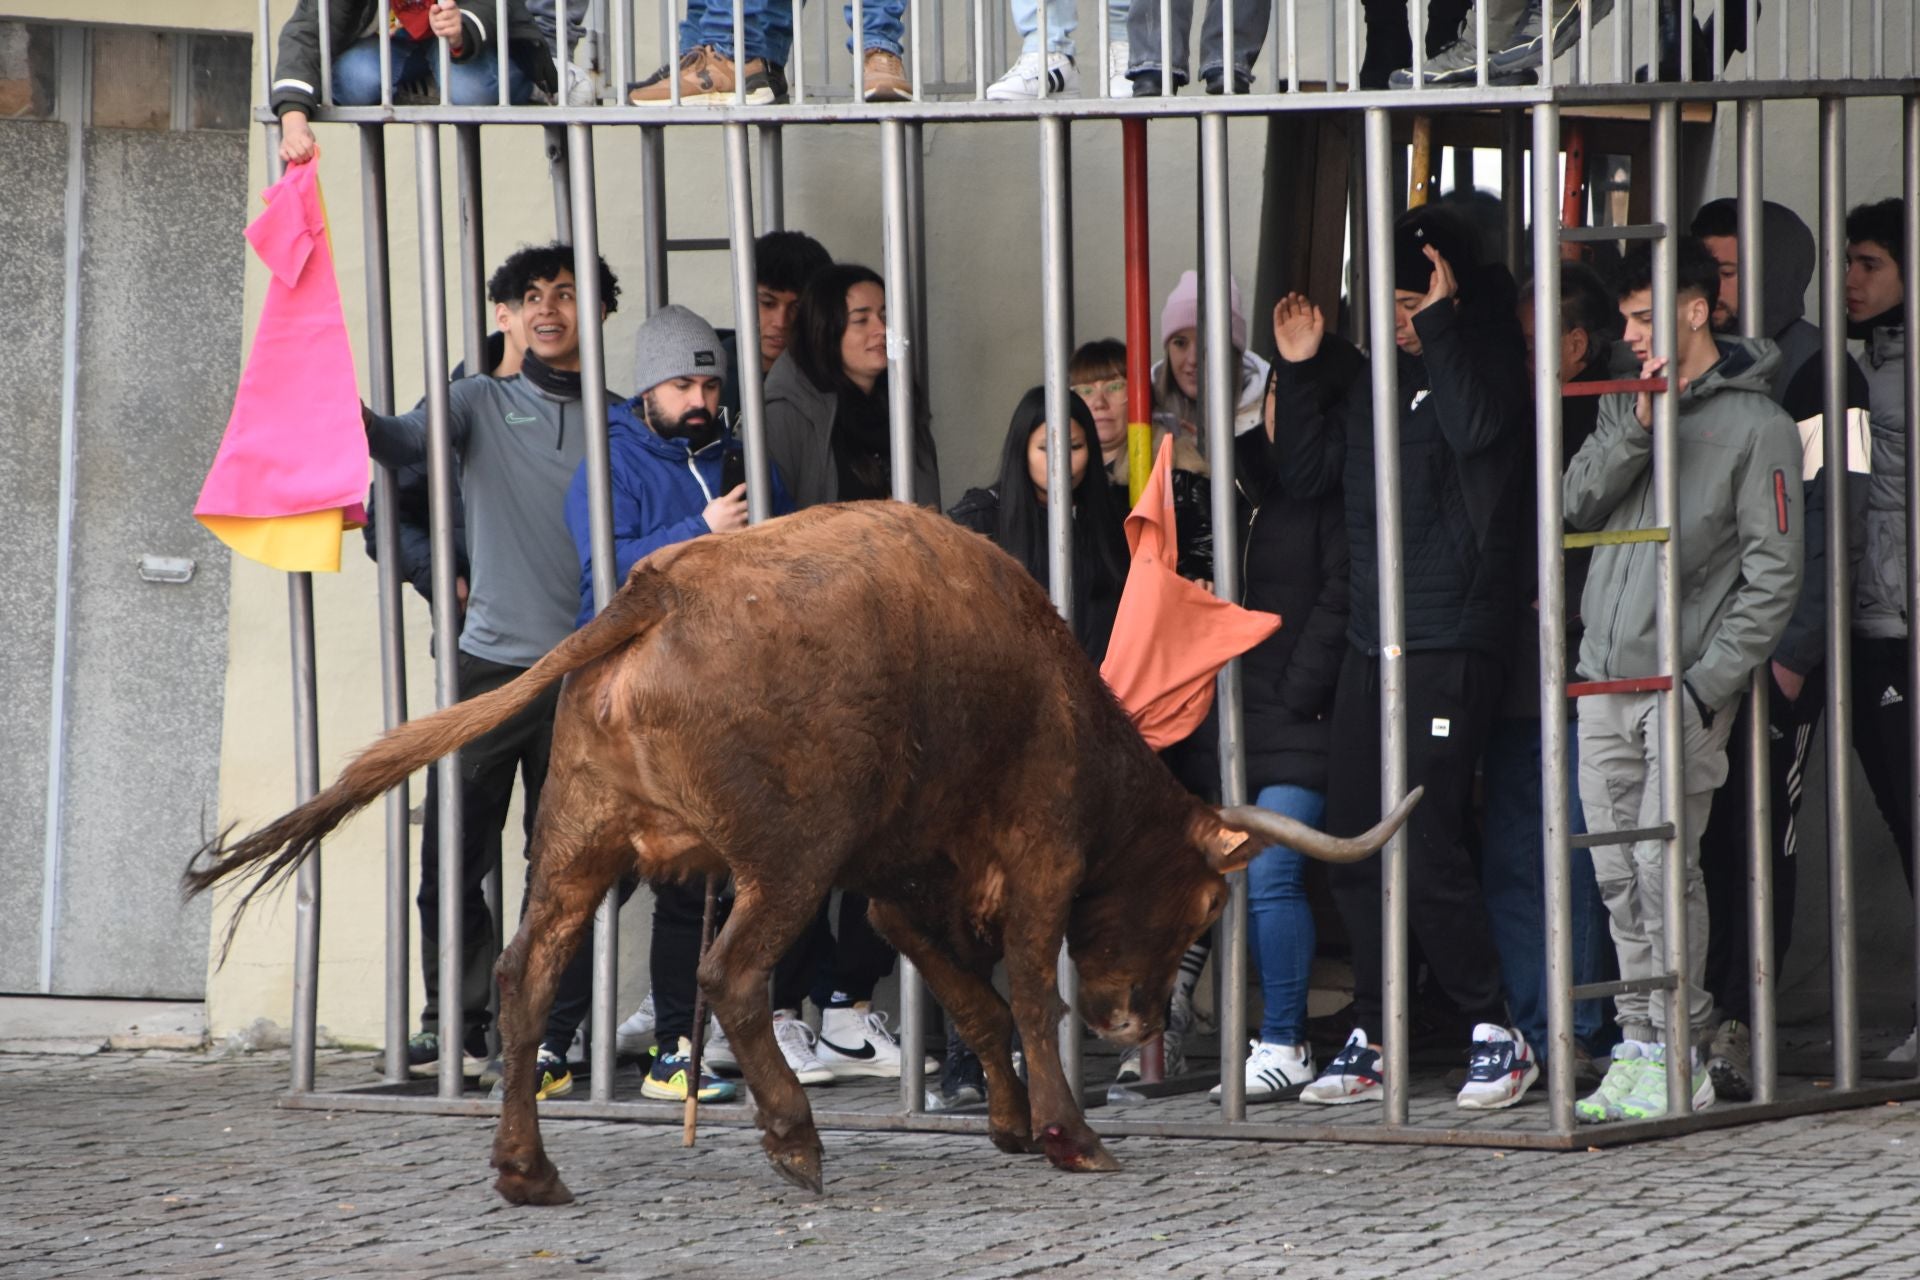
[[560, 304, 797, 1104]]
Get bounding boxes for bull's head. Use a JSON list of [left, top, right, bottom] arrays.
[[1069, 787, 1423, 1046]]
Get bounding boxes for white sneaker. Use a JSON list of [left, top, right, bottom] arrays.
[[1889, 1026, 1918, 1063], [816, 1003, 935, 1079], [564, 59, 598, 105], [1455, 1023, 1540, 1111], [702, 1017, 739, 1075], [613, 992, 656, 1059], [986, 50, 1080, 99], [1210, 1040, 1315, 1102], [1107, 39, 1132, 96], [772, 1008, 837, 1085]]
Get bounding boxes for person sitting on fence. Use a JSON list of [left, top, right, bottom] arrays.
[[1070, 339, 1134, 492], [272, 0, 550, 166], [560, 304, 797, 1104], [361, 241, 619, 1102], [1565, 237, 1803, 1123]]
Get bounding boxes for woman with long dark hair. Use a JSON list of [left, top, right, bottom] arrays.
[[949, 386, 1129, 663]]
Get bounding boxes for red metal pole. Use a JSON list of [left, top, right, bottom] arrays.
[[1123, 118, 1153, 508]]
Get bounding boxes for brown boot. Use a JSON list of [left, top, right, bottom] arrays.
[[862, 49, 913, 101], [630, 46, 775, 104]]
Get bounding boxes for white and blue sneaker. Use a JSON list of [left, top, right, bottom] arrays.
[[1300, 1028, 1384, 1105], [1456, 1023, 1541, 1110]]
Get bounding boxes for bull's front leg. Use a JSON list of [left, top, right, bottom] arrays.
[[1003, 910, 1121, 1174]]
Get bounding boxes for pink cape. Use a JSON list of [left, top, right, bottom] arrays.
[[1100, 435, 1282, 750], [195, 161, 366, 571]]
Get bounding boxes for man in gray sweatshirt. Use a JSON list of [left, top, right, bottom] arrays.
[[1564, 237, 1802, 1123], [363, 240, 620, 1099]]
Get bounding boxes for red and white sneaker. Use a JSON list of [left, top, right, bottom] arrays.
[[1455, 1023, 1540, 1110]]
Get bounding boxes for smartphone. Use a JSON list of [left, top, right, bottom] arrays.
[[720, 442, 747, 496]]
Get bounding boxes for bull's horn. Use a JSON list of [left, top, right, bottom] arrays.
[[1218, 786, 1424, 865]]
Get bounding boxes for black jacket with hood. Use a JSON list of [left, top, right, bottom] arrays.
[[271, 0, 556, 119], [1273, 266, 1530, 661]]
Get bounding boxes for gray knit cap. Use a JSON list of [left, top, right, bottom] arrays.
[[632, 304, 728, 395]]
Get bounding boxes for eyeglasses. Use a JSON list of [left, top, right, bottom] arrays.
[[1070, 379, 1127, 400]]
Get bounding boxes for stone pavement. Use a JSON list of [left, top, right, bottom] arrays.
[[6, 1047, 1920, 1279]]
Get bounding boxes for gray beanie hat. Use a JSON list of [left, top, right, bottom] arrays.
[[632, 304, 727, 395]]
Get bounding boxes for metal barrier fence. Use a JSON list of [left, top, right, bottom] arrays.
[[253, 0, 1920, 1150]]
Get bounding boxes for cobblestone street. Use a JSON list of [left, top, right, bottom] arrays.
[[6, 1047, 1920, 1278]]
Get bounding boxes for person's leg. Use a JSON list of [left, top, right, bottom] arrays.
[[1566, 723, 1613, 1050], [1358, 0, 1412, 87], [812, 893, 898, 1008], [1195, 0, 1269, 84], [648, 880, 713, 1048], [697, 0, 774, 60], [1769, 665, 1821, 969], [845, 0, 905, 55], [1854, 637, 1917, 885], [763, 0, 795, 64], [1579, 693, 1655, 1045], [1324, 649, 1386, 1039], [330, 35, 402, 105], [1478, 716, 1548, 1057], [1246, 785, 1324, 1047], [1126, 0, 1192, 82], [1698, 690, 1753, 1020], [416, 762, 448, 1040]]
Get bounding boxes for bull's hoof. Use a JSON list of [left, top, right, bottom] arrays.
[[493, 1167, 575, 1206], [766, 1147, 825, 1193], [1040, 1124, 1122, 1173], [989, 1125, 1043, 1156]]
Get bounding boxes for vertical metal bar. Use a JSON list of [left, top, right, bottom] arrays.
[[906, 121, 930, 398], [1713, 0, 1724, 80], [287, 590, 323, 1098], [670, 0, 683, 104], [1736, 97, 1777, 1105], [1745, 0, 1756, 80], [1503, 110, 1526, 277], [1123, 119, 1153, 505], [1098, 0, 1113, 98], [414, 122, 465, 1103], [1036, 0, 1048, 97], [794, 0, 807, 100], [545, 124, 573, 243], [760, 125, 786, 233], [1285, 0, 1298, 92], [498, 0, 510, 106], [380, 0, 394, 107], [1875, 0, 1885, 80], [1821, 96, 1860, 1093], [879, 118, 927, 1110], [933, 0, 948, 88], [1905, 94, 1920, 1085], [1531, 103, 1575, 1136], [1346, 0, 1358, 88], [909, 0, 924, 98], [1348, 121, 1368, 344], [1843, 0, 1854, 81], [728, 126, 774, 519], [1362, 108, 1409, 1124], [563, 123, 620, 1103], [258, 0, 273, 106], [1809, 0, 1818, 80], [1159, 0, 1172, 94], [1781, 0, 1790, 80], [1223, 0, 1236, 93], [1615, 0, 1629, 84], [318, 0, 333, 105], [612, 0, 630, 101], [1321, 0, 1332, 93], [1039, 115, 1082, 1094], [640, 126, 669, 312], [439, 5, 453, 106], [456, 126, 488, 376], [1476, 0, 1489, 88], [361, 124, 412, 1087], [972, 0, 986, 97], [1650, 99, 1692, 1113], [736, 0, 748, 103], [1200, 111, 1249, 1120], [1539, 0, 1554, 87], [854, 0, 867, 101], [1578, 0, 1593, 83]]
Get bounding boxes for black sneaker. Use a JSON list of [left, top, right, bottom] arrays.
[[1128, 69, 1184, 97], [767, 62, 790, 103], [404, 1029, 487, 1078], [1202, 68, 1253, 94], [937, 1026, 987, 1107]]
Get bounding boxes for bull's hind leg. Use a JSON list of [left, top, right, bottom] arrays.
[[696, 876, 834, 1191], [489, 794, 632, 1207], [865, 900, 1038, 1157]]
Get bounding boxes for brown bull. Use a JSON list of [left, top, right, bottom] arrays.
[[185, 502, 1417, 1205]]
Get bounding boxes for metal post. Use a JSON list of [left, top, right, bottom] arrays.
[[545, 124, 573, 243], [1531, 103, 1575, 1136], [1039, 115, 1082, 1093], [1346, 0, 1359, 88], [1905, 94, 1920, 1085], [563, 123, 620, 1104], [1200, 111, 1248, 1119], [1502, 110, 1526, 277], [759, 124, 786, 232], [1820, 96, 1859, 1093], [1285, 0, 1298, 92], [497, 0, 510, 105], [1650, 99, 1692, 1113], [1123, 119, 1153, 506], [640, 126, 669, 312], [973, 0, 987, 97], [361, 124, 412, 1088], [1735, 98, 1777, 1105], [1159, 0, 1171, 95], [612, 0, 631, 100], [414, 122, 465, 1103], [1475, 0, 1488, 87], [1098, 0, 1112, 97], [881, 118, 929, 1108], [317, 0, 332, 105], [455, 126, 488, 379], [1362, 108, 1409, 1124], [728, 126, 774, 519], [906, 121, 930, 399], [1222, 0, 1235, 94], [1036, 0, 1047, 99], [854, 0, 867, 101], [379, 0, 393, 108], [258, 0, 272, 107]]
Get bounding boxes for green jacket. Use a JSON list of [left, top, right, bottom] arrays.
[[1565, 337, 1805, 711]]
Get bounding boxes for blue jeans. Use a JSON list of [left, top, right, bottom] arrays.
[[1480, 716, 1610, 1061], [680, 0, 903, 63], [1012, 0, 1131, 56], [1246, 784, 1324, 1046], [331, 33, 533, 105]]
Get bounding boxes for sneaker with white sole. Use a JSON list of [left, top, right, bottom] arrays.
[[1706, 1019, 1753, 1102], [986, 50, 1080, 99], [642, 1037, 739, 1103], [772, 1009, 837, 1085], [1615, 1044, 1714, 1119], [1888, 1026, 1918, 1063], [701, 1017, 739, 1075], [1300, 1028, 1384, 1105], [1211, 1040, 1315, 1102], [1456, 1023, 1541, 1111], [817, 1003, 935, 1079], [1107, 40, 1131, 96], [613, 992, 656, 1059], [1575, 1040, 1647, 1124]]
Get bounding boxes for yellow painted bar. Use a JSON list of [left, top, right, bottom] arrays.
[[1563, 527, 1670, 549], [1127, 420, 1152, 507]]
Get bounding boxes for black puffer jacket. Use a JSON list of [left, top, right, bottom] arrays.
[[271, 0, 555, 119], [1273, 268, 1529, 660]]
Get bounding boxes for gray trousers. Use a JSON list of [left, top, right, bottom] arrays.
[[1577, 686, 1736, 1050], [1126, 0, 1271, 81]]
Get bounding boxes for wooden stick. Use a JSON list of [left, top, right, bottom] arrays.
[[682, 873, 720, 1146]]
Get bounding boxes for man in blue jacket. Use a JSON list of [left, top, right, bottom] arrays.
[[552, 304, 796, 1104]]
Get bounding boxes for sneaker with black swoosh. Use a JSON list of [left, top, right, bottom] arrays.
[[815, 1003, 936, 1080]]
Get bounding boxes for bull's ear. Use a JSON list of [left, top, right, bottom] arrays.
[[1201, 824, 1256, 875]]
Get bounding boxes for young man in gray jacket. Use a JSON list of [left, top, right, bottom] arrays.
[[1565, 238, 1803, 1122]]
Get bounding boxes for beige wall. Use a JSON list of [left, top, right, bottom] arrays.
[[5, 1, 253, 32]]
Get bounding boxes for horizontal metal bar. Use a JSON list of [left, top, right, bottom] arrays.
[[663, 237, 732, 252], [1560, 223, 1668, 242], [1564, 527, 1669, 548], [1562, 377, 1671, 398], [1570, 975, 1680, 1000], [1571, 823, 1676, 848], [1567, 675, 1675, 697]]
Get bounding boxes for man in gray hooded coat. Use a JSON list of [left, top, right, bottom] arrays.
[[1565, 238, 1803, 1123]]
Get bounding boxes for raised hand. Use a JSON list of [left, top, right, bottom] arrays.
[[1271, 292, 1326, 364], [1418, 244, 1457, 314]]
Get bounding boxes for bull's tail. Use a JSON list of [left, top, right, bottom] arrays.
[[184, 575, 673, 961]]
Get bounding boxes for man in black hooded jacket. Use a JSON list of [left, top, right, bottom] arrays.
[[1272, 204, 1537, 1111]]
